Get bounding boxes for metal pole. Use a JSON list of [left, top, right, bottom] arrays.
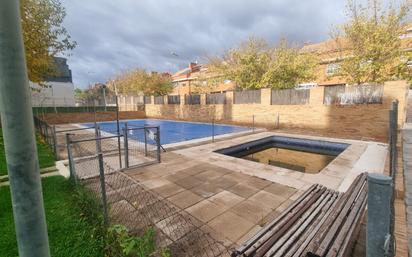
[[156, 126, 161, 163], [367, 173, 393, 257], [102, 86, 107, 111], [65, 134, 76, 183], [0, 1, 51, 256], [97, 152, 109, 226], [212, 116, 215, 142], [252, 114, 255, 133], [144, 127, 148, 156], [115, 96, 122, 168], [52, 125, 57, 157], [277, 113, 280, 129], [123, 123, 129, 168]]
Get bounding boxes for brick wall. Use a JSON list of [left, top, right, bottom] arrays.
[[145, 81, 408, 141]]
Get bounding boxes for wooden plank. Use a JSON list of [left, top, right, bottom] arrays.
[[287, 192, 341, 257], [335, 194, 367, 257], [304, 176, 361, 254], [311, 175, 367, 256], [233, 184, 319, 256], [251, 187, 327, 257], [269, 191, 334, 257]]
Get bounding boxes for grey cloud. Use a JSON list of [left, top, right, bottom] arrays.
[[60, 0, 347, 88]]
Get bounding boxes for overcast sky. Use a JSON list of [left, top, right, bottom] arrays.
[[60, 0, 348, 89]]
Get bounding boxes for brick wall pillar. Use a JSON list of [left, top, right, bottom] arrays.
[[226, 91, 234, 104], [309, 86, 324, 106], [180, 94, 185, 106], [261, 88, 271, 105], [201, 94, 206, 105]]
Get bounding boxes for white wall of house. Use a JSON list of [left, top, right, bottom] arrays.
[[30, 81, 75, 107]]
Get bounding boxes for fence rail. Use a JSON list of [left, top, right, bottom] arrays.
[[271, 88, 310, 105]]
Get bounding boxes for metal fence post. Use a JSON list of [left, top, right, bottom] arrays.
[[367, 173, 393, 257], [252, 115, 255, 133], [156, 127, 161, 163], [115, 96, 122, 169], [95, 125, 101, 153], [97, 152, 109, 226], [65, 134, 77, 183], [276, 113, 280, 129], [124, 123, 129, 168], [212, 117, 215, 142], [144, 127, 148, 156], [52, 125, 57, 157]]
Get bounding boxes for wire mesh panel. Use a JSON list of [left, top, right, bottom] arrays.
[[206, 92, 226, 104], [54, 126, 97, 160], [33, 116, 57, 155], [154, 96, 165, 105], [271, 88, 310, 105], [123, 125, 161, 168], [144, 96, 152, 104], [185, 94, 201, 105], [234, 89, 261, 104], [167, 95, 180, 105]]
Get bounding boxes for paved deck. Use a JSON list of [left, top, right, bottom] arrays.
[[175, 131, 387, 192], [124, 151, 301, 247]]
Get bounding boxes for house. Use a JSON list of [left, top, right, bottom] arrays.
[[31, 57, 75, 107], [301, 24, 412, 86], [171, 62, 236, 95]]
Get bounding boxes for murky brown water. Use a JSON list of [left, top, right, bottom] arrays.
[[242, 147, 336, 174]]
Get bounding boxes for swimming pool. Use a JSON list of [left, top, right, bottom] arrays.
[[86, 119, 250, 145]]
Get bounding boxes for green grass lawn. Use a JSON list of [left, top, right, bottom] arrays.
[[0, 176, 104, 257], [0, 128, 55, 176]]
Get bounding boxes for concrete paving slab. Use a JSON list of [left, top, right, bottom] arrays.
[[208, 191, 245, 210], [152, 182, 186, 198], [190, 182, 224, 198], [186, 200, 227, 223], [167, 190, 204, 209], [208, 211, 256, 242], [227, 183, 260, 198], [262, 183, 297, 199], [174, 176, 203, 189], [230, 199, 272, 224], [248, 191, 285, 210]]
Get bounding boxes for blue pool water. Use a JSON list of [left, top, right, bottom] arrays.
[[87, 119, 250, 145]]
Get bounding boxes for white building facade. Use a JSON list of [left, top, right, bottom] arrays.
[[30, 57, 75, 107]]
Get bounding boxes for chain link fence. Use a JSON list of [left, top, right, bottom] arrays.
[[65, 125, 230, 257]]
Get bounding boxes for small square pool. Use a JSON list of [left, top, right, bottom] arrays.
[[215, 136, 349, 174]]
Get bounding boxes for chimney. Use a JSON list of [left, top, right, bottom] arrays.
[[189, 62, 197, 71]]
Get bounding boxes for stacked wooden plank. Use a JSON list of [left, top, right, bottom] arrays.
[[231, 173, 368, 257]]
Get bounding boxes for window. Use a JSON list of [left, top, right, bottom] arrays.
[[400, 28, 412, 38], [326, 63, 340, 75]]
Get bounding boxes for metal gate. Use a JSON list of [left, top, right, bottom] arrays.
[[123, 124, 161, 168]]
